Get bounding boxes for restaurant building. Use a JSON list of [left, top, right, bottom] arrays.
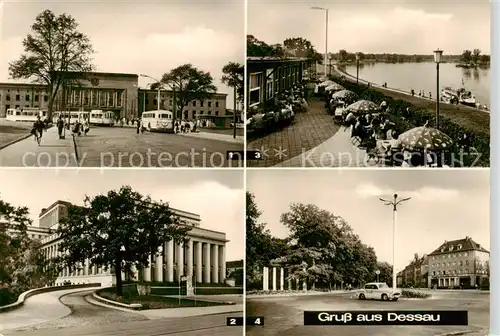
[[37, 200, 228, 287], [246, 56, 314, 109]]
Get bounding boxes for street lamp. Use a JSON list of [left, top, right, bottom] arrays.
[[375, 270, 380, 283], [379, 194, 411, 291], [433, 49, 443, 129], [356, 53, 360, 84], [311, 6, 328, 78], [140, 74, 162, 111]]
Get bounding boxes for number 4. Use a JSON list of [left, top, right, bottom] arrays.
[[254, 318, 261, 325]]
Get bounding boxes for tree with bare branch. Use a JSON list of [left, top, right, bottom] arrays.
[[8, 10, 95, 118]]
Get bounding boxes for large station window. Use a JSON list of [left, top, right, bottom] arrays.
[[83, 90, 89, 105], [266, 69, 274, 100], [249, 72, 262, 107], [99, 91, 106, 106], [116, 91, 123, 107]]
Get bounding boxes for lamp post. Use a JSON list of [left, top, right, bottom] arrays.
[[375, 270, 380, 283], [311, 6, 328, 78], [379, 194, 411, 291], [433, 49, 443, 129], [356, 53, 360, 84], [140, 74, 162, 111]]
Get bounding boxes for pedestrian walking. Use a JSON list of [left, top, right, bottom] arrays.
[[136, 118, 141, 134], [83, 118, 90, 136], [56, 117, 64, 138]]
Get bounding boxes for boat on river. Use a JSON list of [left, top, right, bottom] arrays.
[[440, 87, 476, 107]]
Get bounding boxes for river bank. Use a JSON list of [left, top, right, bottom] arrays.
[[334, 66, 489, 138]]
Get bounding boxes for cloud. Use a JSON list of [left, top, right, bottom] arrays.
[[355, 183, 459, 202], [355, 183, 393, 198]]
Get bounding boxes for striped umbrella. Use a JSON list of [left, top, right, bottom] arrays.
[[318, 80, 334, 87], [345, 100, 380, 115], [331, 90, 359, 103], [398, 123, 454, 150]]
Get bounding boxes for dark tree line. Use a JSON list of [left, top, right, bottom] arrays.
[[247, 35, 323, 64]]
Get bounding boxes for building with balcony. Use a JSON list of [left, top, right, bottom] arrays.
[[427, 237, 489, 289], [246, 56, 314, 109], [37, 200, 228, 287]]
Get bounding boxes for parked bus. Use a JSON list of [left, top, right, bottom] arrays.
[[5, 108, 47, 122], [141, 110, 174, 132], [89, 110, 114, 126], [52, 111, 89, 125]]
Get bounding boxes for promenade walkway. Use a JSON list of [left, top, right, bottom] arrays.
[[0, 287, 100, 332]]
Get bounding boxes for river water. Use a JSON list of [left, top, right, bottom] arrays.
[[342, 62, 490, 107]]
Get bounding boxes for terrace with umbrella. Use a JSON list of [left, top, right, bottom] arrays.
[[329, 90, 359, 119]]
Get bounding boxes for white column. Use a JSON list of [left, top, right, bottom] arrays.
[[166, 240, 174, 282], [203, 243, 211, 283], [280, 268, 284, 290], [155, 245, 163, 282], [84, 259, 89, 276], [131, 264, 138, 281], [219, 245, 226, 283], [263, 267, 269, 291], [176, 241, 184, 281], [288, 275, 292, 290], [143, 255, 151, 282], [195, 241, 202, 283], [186, 239, 193, 278], [303, 280, 307, 291], [272, 267, 277, 290], [212, 245, 219, 283]]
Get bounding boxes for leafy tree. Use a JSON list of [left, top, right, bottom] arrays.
[[245, 192, 285, 285], [152, 64, 217, 121], [8, 10, 94, 118], [247, 35, 286, 57], [338, 49, 348, 62], [460, 49, 473, 64], [472, 49, 481, 65], [0, 197, 58, 304], [221, 62, 244, 104], [376, 261, 393, 286], [57, 186, 191, 296], [283, 37, 323, 63]]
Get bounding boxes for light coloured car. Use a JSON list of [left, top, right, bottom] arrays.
[[358, 282, 401, 301]]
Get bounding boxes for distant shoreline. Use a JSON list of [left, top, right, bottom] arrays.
[[336, 60, 490, 68]]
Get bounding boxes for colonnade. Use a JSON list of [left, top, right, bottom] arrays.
[[42, 239, 227, 284], [262, 266, 308, 291]]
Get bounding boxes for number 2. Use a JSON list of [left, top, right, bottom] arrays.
[[254, 318, 261, 325], [230, 318, 236, 325]]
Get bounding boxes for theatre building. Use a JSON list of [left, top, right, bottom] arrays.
[[37, 200, 228, 287], [427, 237, 489, 289], [246, 56, 314, 109]]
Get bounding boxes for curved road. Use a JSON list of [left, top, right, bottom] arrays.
[[1, 289, 242, 336], [246, 290, 489, 336]]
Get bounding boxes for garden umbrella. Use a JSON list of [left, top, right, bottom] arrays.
[[345, 100, 380, 115], [325, 83, 345, 92], [398, 122, 454, 150], [318, 80, 334, 87], [332, 90, 358, 102]]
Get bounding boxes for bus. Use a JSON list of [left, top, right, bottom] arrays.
[[141, 110, 174, 132], [5, 108, 47, 122], [89, 110, 114, 126], [52, 111, 89, 125]]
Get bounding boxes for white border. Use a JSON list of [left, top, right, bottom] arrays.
[[243, 0, 248, 332], [490, 1, 498, 335]]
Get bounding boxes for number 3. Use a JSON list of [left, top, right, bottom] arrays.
[[254, 318, 261, 325], [230, 318, 236, 325], [254, 152, 261, 159]]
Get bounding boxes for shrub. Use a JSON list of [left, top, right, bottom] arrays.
[[401, 290, 431, 299], [194, 287, 243, 295], [480, 278, 489, 290], [0, 289, 17, 306]]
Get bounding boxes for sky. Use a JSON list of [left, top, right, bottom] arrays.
[[248, 0, 490, 55], [0, 168, 245, 261], [0, 0, 244, 108], [247, 169, 490, 272]]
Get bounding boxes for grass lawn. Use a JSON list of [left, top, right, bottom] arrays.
[[0, 124, 31, 148], [99, 286, 229, 310]]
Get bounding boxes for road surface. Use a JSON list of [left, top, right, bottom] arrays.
[[0, 126, 243, 167], [246, 290, 489, 336], [1, 290, 242, 336]]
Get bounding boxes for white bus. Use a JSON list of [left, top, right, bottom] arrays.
[[141, 110, 174, 132], [89, 110, 114, 126], [52, 111, 89, 125], [5, 108, 47, 122]]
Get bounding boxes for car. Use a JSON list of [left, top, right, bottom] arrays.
[[358, 282, 401, 301]]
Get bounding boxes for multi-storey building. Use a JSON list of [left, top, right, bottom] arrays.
[[37, 200, 228, 287], [0, 71, 229, 121], [427, 237, 489, 289], [397, 254, 429, 288]]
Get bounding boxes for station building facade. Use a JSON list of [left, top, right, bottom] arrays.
[[36, 200, 228, 287], [0, 71, 229, 121]]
